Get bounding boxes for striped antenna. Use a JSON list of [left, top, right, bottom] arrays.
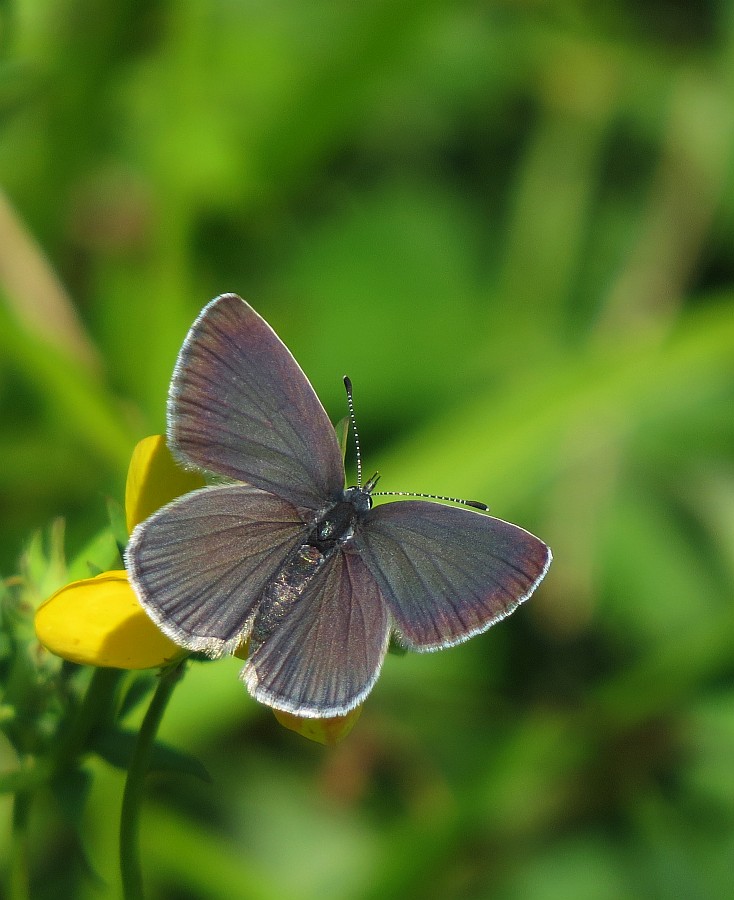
[[343, 376, 363, 488], [371, 490, 488, 511], [343, 376, 488, 510]]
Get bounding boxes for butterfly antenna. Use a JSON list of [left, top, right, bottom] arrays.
[[343, 376, 484, 510], [343, 376, 363, 488], [371, 490, 489, 511]]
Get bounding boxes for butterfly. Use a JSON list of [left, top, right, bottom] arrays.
[[127, 294, 552, 717]]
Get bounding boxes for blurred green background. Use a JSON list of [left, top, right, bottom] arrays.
[[2, 1, 734, 897]]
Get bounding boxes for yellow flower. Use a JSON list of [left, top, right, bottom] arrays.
[[271, 707, 362, 746], [35, 436, 203, 669], [124, 434, 206, 535], [35, 570, 182, 669]]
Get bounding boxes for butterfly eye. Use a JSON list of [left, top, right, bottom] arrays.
[[318, 521, 336, 540]]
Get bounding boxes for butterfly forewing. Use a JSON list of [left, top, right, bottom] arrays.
[[127, 484, 310, 656], [354, 501, 552, 651], [242, 549, 390, 716], [169, 293, 344, 509]]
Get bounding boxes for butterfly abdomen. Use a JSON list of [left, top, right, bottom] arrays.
[[249, 544, 327, 650]]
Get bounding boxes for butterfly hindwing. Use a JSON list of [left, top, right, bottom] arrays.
[[354, 500, 552, 651], [241, 548, 390, 716], [169, 293, 345, 509], [127, 484, 310, 656]]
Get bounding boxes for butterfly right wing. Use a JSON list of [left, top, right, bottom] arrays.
[[126, 483, 310, 657], [242, 548, 390, 717], [354, 500, 551, 651], [169, 293, 345, 510]]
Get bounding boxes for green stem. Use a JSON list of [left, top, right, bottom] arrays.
[[9, 791, 31, 900], [119, 661, 185, 900], [53, 667, 123, 772]]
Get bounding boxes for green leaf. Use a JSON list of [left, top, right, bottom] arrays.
[[51, 767, 105, 887], [90, 728, 211, 783], [117, 673, 157, 721]]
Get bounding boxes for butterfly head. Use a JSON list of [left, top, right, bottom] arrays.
[[337, 471, 378, 514]]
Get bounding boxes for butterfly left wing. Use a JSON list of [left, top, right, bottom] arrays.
[[127, 484, 310, 657], [169, 294, 344, 510], [354, 501, 551, 651], [241, 548, 390, 717]]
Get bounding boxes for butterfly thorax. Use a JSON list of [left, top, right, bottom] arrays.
[[249, 487, 372, 650], [311, 486, 371, 551]]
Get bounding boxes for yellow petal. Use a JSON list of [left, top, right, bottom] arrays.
[[35, 570, 183, 669], [234, 638, 249, 661], [125, 435, 206, 533], [272, 706, 362, 746]]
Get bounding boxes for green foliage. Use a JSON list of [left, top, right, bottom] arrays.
[[2, 0, 734, 898]]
